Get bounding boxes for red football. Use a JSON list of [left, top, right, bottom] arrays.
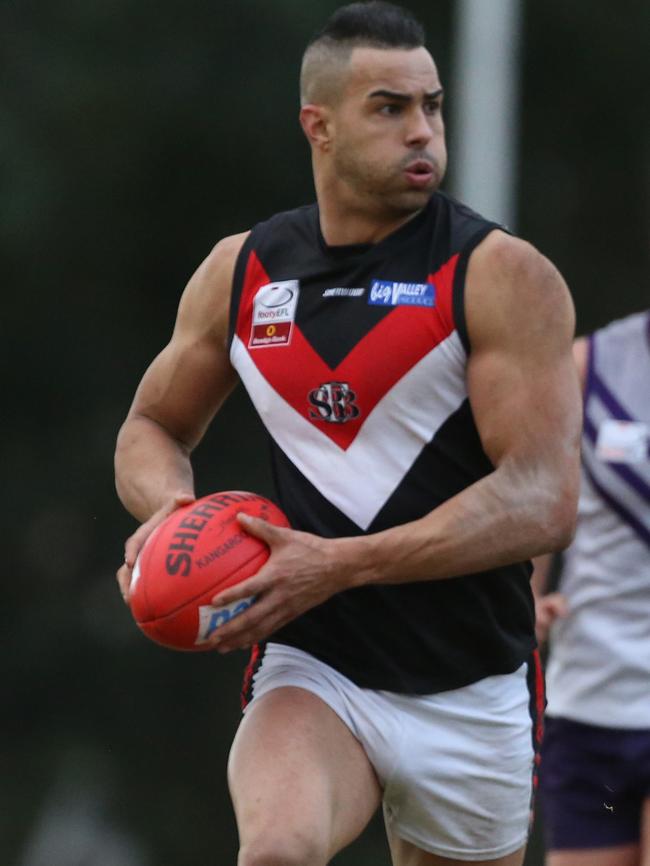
[[129, 491, 289, 651]]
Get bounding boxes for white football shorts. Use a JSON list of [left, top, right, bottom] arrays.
[[245, 642, 536, 862]]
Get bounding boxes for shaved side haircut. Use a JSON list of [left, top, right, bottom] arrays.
[[300, 1, 426, 106]]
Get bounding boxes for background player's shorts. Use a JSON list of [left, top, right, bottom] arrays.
[[539, 715, 650, 850], [245, 642, 538, 862]]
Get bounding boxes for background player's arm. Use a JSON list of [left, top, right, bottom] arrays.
[[209, 232, 582, 652], [114, 232, 247, 591]]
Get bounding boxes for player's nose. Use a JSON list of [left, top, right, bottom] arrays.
[[405, 107, 433, 147]]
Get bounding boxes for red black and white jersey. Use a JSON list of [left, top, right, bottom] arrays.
[[229, 192, 535, 694]]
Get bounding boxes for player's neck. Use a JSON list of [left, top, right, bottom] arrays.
[[317, 198, 421, 247], [316, 179, 423, 247]]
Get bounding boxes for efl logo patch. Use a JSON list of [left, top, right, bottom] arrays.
[[249, 280, 299, 348], [368, 280, 435, 307]]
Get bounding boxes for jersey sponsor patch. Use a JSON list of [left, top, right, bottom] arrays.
[[596, 419, 649, 464], [322, 287, 365, 298], [249, 280, 299, 348], [368, 279, 435, 308]]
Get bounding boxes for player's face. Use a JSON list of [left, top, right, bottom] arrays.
[[330, 46, 447, 215]]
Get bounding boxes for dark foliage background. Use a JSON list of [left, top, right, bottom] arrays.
[[2, 1, 648, 864]]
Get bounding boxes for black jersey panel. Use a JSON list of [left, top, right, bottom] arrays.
[[266, 404, 535, 693], [273, 572, 535, 694]]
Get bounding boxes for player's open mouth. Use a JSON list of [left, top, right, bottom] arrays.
[[404, 160, 435, 186]]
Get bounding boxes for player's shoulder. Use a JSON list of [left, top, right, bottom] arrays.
[[183, 204, 316, 312], [186, 231, 252, 303], [466, 231, 574, 347], [437, 190, 496, 227], [252, 202, 317, 231], [471, 230, 553, 278], [202, 231, 251, 279], [245, 203, 319, 252], [174, 231, 251, 336], [470, 231, 570, 309], [433, 192, 504, 252]]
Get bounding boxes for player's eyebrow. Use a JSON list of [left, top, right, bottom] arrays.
[[368, 87, 444, 103]]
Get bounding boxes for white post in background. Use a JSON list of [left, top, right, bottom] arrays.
[[450, 0, 523, 231]]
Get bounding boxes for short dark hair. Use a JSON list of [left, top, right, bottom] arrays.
[[300, 2, 426, 105], [309, 2, 426, 50]]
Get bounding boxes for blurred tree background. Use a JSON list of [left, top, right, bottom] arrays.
[[2, 0, 648, 864]]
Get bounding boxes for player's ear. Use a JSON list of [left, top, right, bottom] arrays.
[[299, 104, 333, 152]]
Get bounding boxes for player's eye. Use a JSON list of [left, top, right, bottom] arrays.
[[379, 103, 403, 116], [424, 100, 441, 115]]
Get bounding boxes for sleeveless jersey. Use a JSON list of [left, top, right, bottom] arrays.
[[546, 311, 650, 727], [228, 192, 536, 694]]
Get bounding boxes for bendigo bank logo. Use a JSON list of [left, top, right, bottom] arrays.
[[308, 382, 360, 424]]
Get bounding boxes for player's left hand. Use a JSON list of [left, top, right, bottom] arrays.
[[206, 513, 349, 652]]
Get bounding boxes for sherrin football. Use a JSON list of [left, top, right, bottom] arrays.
[[129, 491, 290, 651]]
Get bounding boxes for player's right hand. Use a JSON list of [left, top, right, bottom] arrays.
[[116, 492, 195, 603], [534, 592, 568, 645]]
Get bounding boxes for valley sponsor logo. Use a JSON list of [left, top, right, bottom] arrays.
[[249, 280, 300, 348], [368, 279, 435, 308]]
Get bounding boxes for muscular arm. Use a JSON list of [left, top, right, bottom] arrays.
[[114, 232, 248, 522], [346, 232, 582, 584], [211, 232, 583, 651]]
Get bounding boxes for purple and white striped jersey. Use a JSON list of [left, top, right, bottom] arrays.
[[546, 310, 650, 727]]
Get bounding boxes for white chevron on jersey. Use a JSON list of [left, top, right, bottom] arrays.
[[231, 331, 468, 529]]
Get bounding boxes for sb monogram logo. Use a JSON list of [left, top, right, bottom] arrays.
[[308, 382, 360, 424]]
